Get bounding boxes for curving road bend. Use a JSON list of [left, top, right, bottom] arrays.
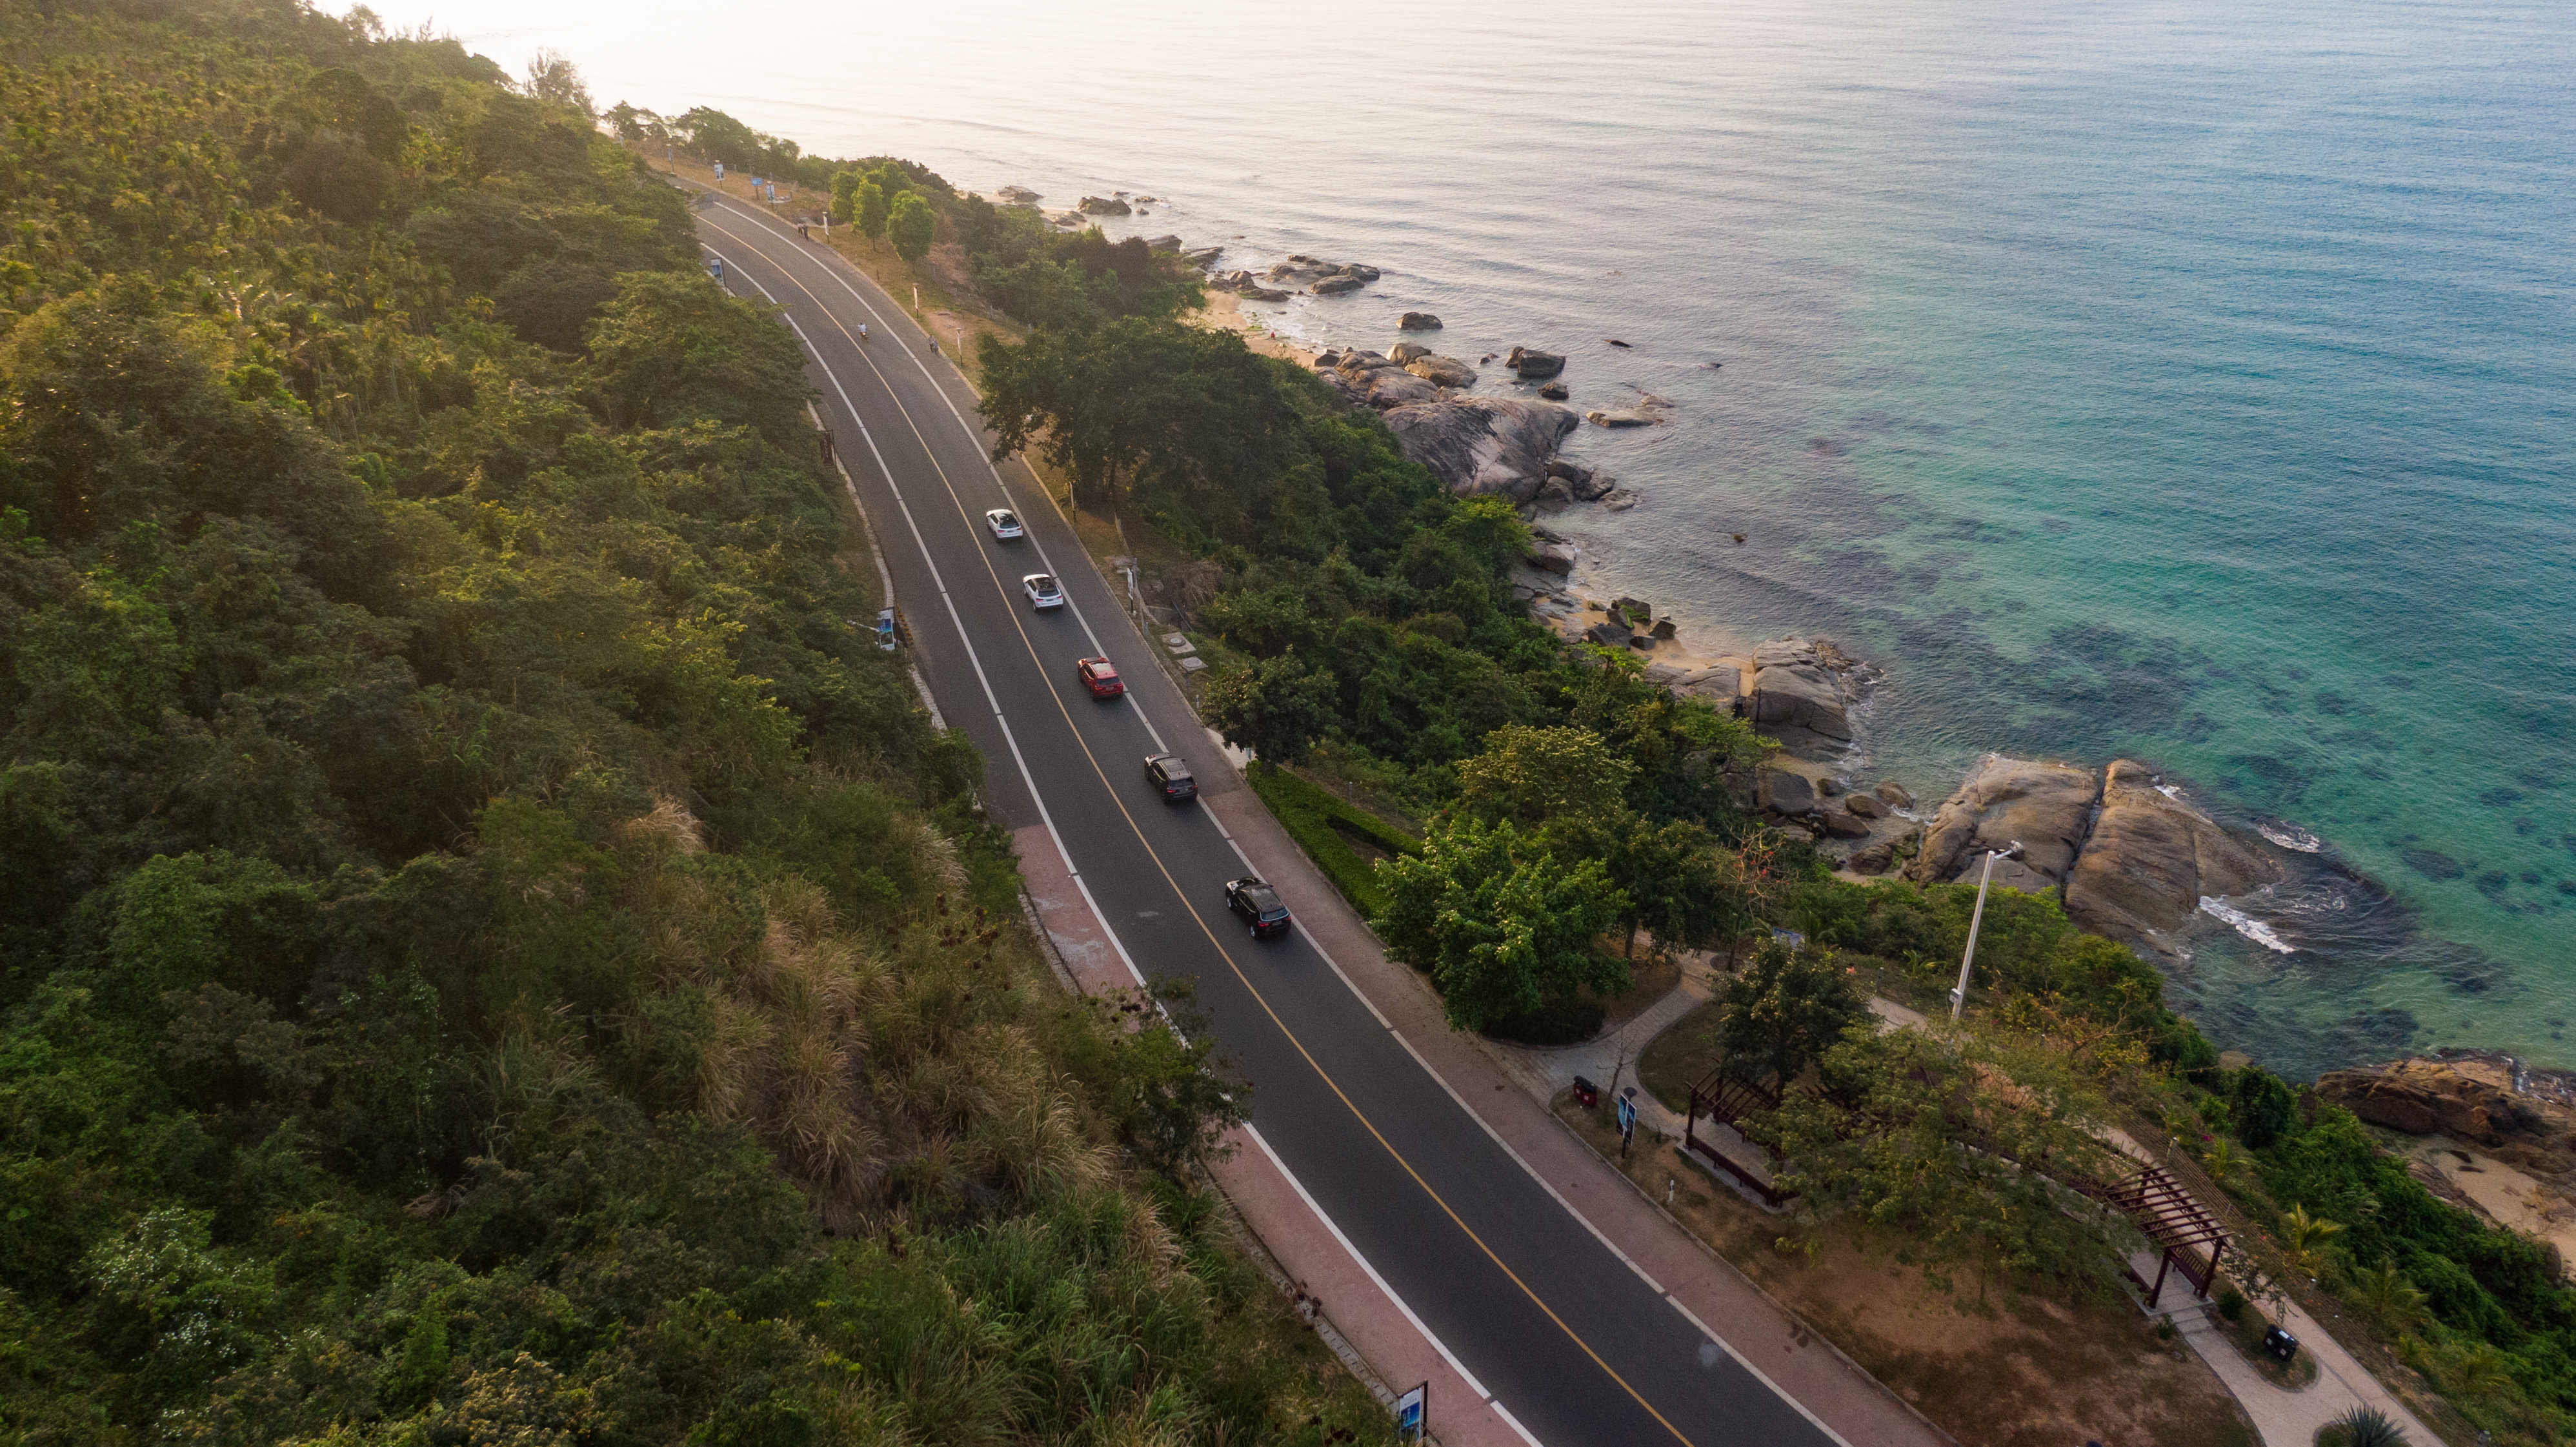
[[692, 194, 1857, 1447]]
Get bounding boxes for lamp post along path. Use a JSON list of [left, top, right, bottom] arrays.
[[1948, 842, 2024, 1020]]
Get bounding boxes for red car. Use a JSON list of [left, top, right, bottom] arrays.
[[1076, 656, 1125, 698]]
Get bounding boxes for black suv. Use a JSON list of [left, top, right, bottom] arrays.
[[1145, 753, 1196, 802], [1225, 878, 1291, 937]]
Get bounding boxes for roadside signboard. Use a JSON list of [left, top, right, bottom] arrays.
[[1616, 1091, 1638, 1141], [1394, 1382, 1426, 1444]]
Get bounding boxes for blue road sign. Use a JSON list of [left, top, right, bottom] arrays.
[[1394, 1382, 1426, 1443]]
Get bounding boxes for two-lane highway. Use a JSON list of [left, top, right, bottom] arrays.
[[692, 195, 1846, 1447]]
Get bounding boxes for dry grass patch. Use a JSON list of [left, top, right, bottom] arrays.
[[1553, 1098, 2257, 1447]]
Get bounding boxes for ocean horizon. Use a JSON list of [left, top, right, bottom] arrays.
[[362, 0, 2576, 1079]]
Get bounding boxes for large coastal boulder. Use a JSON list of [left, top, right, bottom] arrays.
[[1746, 639, 1851, 754], [1311, 275, 1365, 296], [1398, 311, 1443, 330], [1756, 767, 1816, 816], [1355, 368, 1441, 409], [1077, 196, 1131, 215], [2313, 1059, 2550, 1148], [1506, 346, 1565, 379], [1406, 354, 1478, 387], [1906, 754, 2101, 891], [2064, 760, 2282, 946], [1382, 397, 1580, 501]]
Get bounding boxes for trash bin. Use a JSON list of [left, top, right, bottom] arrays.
[[1571, 1076, 1599, 1108]]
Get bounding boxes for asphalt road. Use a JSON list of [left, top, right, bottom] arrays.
[[692, 197, 1843, 1447]]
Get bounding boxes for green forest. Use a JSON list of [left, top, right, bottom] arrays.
[[0, 4, 1387, 1444]]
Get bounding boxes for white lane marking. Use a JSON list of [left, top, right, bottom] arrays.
[[709, 225, 1847, 1447], [1246, 1125, 1543, 1447], [701, 202, 1171, 754], [709, 228, 1540, 1447], [805, 399, 944, 729]]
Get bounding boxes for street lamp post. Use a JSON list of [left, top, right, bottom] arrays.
[[1948, 842, 2024, 1020]]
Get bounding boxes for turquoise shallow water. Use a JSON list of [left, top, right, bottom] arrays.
[[381, 0, 2576, 1076]]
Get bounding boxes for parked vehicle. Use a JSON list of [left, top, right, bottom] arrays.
[[1076, 656, 1124, 698], [985, 508, 1023, 540], [1145, 753, 1196, 802], [1022, 572, 1065, 609], [1224, 878, 1292, 937]]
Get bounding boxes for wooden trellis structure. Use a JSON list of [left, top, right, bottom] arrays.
[[2080, 1164, 2231, 1308], [1683, 1068, 1787, 1207]]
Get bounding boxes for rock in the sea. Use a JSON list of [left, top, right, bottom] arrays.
[[1382, 396, 1581, 501], [2064, 760, 2282, 945], [1844, 792, 1885, 819], [1183, 246, 1224, 267], [1601, 490, 1638, 512], [1757, 767, 1816, 817], [1312, 275, 1366, 296], [995, 185, 1041, 204], [1847, 840, 1897, 876], [1815, 775, 1843, 797], [1649, 618, 1676, 640], [1143, 234, 1183, 251], [1506, 346, 1566, 379], [1584, 620, 1633, 648], [1399, 311, 1443, 330], [1388, 341, 1432, 364], [1242, 285, 1290, 302], [1538, 381, 1570, 400], [1874, 781, 1914, 810], [1526, 541, 1576, 574], [1077, 195, 1131, 215], [1585, 407, 1659, 428], [1407, 354, 1478, 387], [1906, 754, 2100, 891], [1533, 476, 1573, 505], [1746, 638, 1853, 751]]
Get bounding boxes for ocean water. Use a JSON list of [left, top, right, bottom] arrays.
[[370, 0, 2576, 1078]]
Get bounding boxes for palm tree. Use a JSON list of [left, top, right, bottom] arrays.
[[2279, 1202, 2345, 1279], [2346, 1257, 2429, 1335], [2326, 1404, 2406, 1447], [2200, 1138, 2245, 1189], [2435, 1340, 2515, 1397]]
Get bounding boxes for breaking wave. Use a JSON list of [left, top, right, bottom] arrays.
[[2200, 896, 2297, 955]]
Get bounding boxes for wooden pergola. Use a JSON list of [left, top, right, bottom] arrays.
[[2083, 1164, 2231, 1308], [1682, 1067, 1788, 1208]]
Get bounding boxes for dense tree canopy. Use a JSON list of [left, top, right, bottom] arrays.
[[0, 6, 1390, 1444]]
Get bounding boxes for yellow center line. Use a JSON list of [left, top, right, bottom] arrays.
[[704, 216, 1702, 1447]]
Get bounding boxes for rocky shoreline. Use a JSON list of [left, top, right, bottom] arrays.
[[1116, 205, 2560, 1104]]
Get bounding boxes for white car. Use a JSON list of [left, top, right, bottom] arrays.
[[985, 508, 1024, 541], [1022, 573, 1065, 609]]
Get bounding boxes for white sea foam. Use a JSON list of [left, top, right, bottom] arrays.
[[2200, 896, 2296, 954], [2155, 783, 2183, 800], [2257, 820, 2324, 853]]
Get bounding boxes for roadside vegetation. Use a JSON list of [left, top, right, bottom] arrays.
[[0, 6, 1391, 1444], [638, 96, 2576, 1447]]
